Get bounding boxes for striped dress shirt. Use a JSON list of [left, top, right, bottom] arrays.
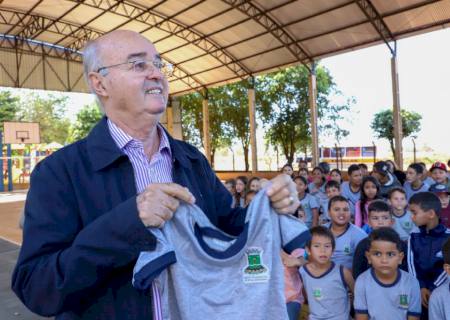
[[108, 119, 172, 320]]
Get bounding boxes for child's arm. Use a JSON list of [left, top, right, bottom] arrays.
[[312, 208, 319, 227], [355, 315, 369, 320], [343, 267, 355, 294]]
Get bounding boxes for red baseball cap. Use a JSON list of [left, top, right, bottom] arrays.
[[430, 162, 447, 172]]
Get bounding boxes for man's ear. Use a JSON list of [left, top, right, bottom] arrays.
[[88, 72, 108, 98]]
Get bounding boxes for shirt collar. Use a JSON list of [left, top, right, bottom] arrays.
[[107, 118, 171, 157]]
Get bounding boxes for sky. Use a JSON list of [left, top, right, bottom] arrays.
[[2, 27, 450, 162]]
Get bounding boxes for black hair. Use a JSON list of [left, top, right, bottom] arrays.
[[325, 180, 341, 191], [235, 176, 248, 203], [408, 163, 424, 175], [298, 167, 309, 175], [294, 204, 305, 219], [368, 200, 391, 215], [443, 238, 450, 264], [360, 176, 382, 220], [306, 226, 336, 250], [293, 175, 309, 193], [368, 227, 403, 251], [348, 164, 361, 176], [318, 161, 331, 174], [409, 192, 442, 215], [246, 176, 260, 193], [328, 195, 349, 211], [387, 187, 406, 200], [358, 163, 368, 170], [225, 178, 236, 187]]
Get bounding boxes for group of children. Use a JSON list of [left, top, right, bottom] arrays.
[[224, 159, 450, 319]]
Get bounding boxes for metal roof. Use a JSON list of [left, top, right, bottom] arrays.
[[0, 0, 449, 96]]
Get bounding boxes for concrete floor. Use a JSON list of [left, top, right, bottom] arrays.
[[0, 190, 49, 319]]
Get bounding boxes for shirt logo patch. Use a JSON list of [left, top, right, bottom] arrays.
[[399, 294, 409, 309], [312, 287, 323, 300], [344, 245, 351, 254], [402, 221, 413, 230], [243, 247, 270, 284]]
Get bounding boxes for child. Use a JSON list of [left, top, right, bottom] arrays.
[[319, 180, 341, 225], [430, 162, 450, 191], [294, 176, 319, 228], [233, 175, 247, 208], [330, 168, 343, 184], [408, 192, 450, 319], [282, 207, 307, 320], [308, 166, 328, 206], [341, 164, 363, 217], [388, 187, 419, 241], [428, 238, 450, 319], [354, 228, 421, 319], [371, 161, 402, 199], [247, 176, 261, 192], [244, 190, 257, 207], [327, 195, 367, 270], [298, 167, 310, 182], [299, 226, 354, 320], [355, 176, 381, 230], [358, 163, 369, 177], [429, 183, 450, 229], [404, 163, 430, 201], [418, 162, 435, 187], [352, 200, 408, 280]]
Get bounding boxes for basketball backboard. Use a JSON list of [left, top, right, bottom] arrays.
[[3, 122, 40, 144]]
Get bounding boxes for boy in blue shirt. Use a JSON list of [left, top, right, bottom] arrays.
[[408, 192, 450, 319], [404, 163, 430, 201], [341, 164, 362, 217], [388, 188, 419, 241], [354, 227, 421, 319], [319, 180, 341, 225], [428, 238, 450, 319], [327, 195, 367, 270]]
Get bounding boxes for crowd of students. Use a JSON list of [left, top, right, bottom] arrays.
[[223, 159, 450, 320]]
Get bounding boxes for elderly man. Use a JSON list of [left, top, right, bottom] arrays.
[[11, 30, 299, 319]]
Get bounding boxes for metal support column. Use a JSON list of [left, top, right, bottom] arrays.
[[248, 77, 258, 174], [7, 144, 13, 191], [309, 62, 320, 167], [0, 132, 3, 192], [391, 53, 403, 170], [202, 89, 211, 164]]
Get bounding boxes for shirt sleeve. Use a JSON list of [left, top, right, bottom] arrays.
[[407, 276, 422, 317], [353, 277, 368, 315], [280, 214, 311, 254], [428, 288, 444, 320], [309, 196, 319, 209]]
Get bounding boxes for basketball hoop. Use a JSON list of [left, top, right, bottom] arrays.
[[16, 131, 30, 143], [3, 122, 40, 144]]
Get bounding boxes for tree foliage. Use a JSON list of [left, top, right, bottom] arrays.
[[16, 93, 71, 144], [68, 103, 103, 142], [371, 109, 422, 156], [256, 65, 352, 164], [0, 91, 20, 128]]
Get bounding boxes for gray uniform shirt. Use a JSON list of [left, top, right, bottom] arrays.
[[326, 223, 367, 269], [392, 210, 419, 241], [354, 268, 421, 319], [341, 181, 360, 216], [403, 182, 429, 201], [299, 263, 350, 320], [299, 193, 319, 228], [428, 276, 450, 320], [133, 189, 310, 320]]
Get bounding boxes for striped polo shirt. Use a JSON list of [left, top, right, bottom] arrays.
[[108, 118, 172, 320]]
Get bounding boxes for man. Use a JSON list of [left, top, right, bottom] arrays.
[[11, 30, 299, 319]]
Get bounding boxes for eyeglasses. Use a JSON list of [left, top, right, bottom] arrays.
[[97, 59, 173, 77]]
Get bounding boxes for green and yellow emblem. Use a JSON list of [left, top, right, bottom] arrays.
[[399, 294, 409, 309], [243, 247, 270, 284]]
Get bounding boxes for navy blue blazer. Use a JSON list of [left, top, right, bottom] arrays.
[[11, 117, 246, 319]]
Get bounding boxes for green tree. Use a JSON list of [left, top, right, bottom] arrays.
[[179, 91, 233, 168], [256, 65, 352, 164], [0, 91, 20, 127], [69, 103, 103, 142], [371, 109, 422, 157], [17, 93, 71, 144]]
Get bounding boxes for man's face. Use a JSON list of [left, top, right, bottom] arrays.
[[406, 168, 420, 183], [97, 31, 169, 124], [389, 191, 407, 211], [431, 168, 447, 184], [349, 170, 362, 187], [366, 240, 403, 277], [326, 187, 340, 199], [368, 211, 393, 229], [329, 200, 350, 226]]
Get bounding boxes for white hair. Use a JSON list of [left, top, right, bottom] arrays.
[[82, 40, 105, 112]]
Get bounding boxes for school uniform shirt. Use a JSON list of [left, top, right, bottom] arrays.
[[319, 199, 331, 225], [133, 189, 310, 320], [326, 223, 367, 269], [428, 276, 450, 320], [407, 224, 450, 290], [392, 210, 419, 241], [308, 182, 328, 207], [403, 181, 429, 201], [299, 263, 350, 320], [340, 181, 360, 216], [354, 268, 421, 319], [423, 176, 435, 187], [379, 172, 402, 199], [299, 193, 319, 229]]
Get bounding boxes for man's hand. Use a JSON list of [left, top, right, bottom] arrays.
[[266, 174, 299, 214], [137, 183, 195, 228], [420, 288, 430, 308]]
